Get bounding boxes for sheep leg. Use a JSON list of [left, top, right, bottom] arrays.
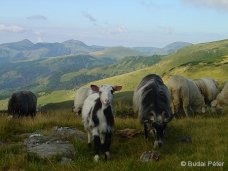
[[100, 133, 105, 153], [92, 128, 100, 162], [103, 132, 112, 160], [181, 87, 189, 117], [87, 132, 92, 148], [169, 88, 176, 114], [93, 135, 101, 162], [144, 122, 149, 140], [170, 102, 175, 115], [182, 100, 189, 117], [172, 90, 180, 114]]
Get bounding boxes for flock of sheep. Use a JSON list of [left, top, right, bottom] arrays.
[[6, 74, 228, 162], [72, 74, 227, 161], [167, 75, 228, 116]]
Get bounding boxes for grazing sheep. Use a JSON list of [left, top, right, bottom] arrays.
[[211, 81, 228, 110], [82, 84, 122, 162], [167, 75, 206, 117], [73, 87, 95, 115], [194, 78, 219, 105], [8, 91, 37, 117], [133, 74, 174, 149]]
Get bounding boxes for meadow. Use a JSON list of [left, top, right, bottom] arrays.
[[0, 39, 228, 171], [0, 111, 227, 171]]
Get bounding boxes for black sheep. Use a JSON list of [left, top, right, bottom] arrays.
[[8, 91, 37, 117]]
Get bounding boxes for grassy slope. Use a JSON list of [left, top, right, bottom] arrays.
[[60, 56, 161, 83], [0, 40, 228, 170], [38, 90, 75, 106], [0, 112, 227, 171], [1, 39, 228, 109], [89, 39, 228, 89]]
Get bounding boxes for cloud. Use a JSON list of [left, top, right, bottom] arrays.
[[180, 0, 228, 10], [27, 15, 47, 20], [34, 31, 44, 42], [157, 26, 175, 35], [0, 24, 25, 33], [82, 11, 96, 22], [116, 25, 128, 33], [139, 0, 161, 9], [103, 25, 128, 35]]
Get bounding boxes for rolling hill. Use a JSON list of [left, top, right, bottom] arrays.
[[0, 54, 162, 107], [1, 39, 227, 110], [0, 54, 114, 99], [133, 41, 192, 55], [0, 39, 190, 62], [93, 39, 228, 85], [0, 39, 104, 62], [90, 42, 192, 59], [34, 39, 228, 109], [89, 46, 145, 59]]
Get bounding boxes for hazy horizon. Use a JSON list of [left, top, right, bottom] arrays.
[[1, 0, 228, 47]]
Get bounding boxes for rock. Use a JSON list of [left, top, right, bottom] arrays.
[[140, 151, 160, 162], [115, 128, 142, 138], [25, 133, 75, 159], [25, 133, 49, 148], [52, 126, 86, 141]]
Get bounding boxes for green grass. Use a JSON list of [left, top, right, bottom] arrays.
[[87, 40, 228, 92], [37, 90, 75, 106], [1, 39, 228, 110], [0, 111, 227, 171]]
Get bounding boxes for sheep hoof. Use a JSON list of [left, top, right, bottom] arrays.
[[94, 155, 99, 162], [105, 152, 110, 161]]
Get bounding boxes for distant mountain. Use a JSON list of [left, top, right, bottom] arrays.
[[0, 39, 34, 50], [132, 47, 163, 55], [62, 39, 105, 54], [0, 54, 161, 99], [0, 39, 105, 62], [163, 41, 192, 54], [0, 54, 114, 98], [0, 39, 192, 62], [90, 46, 144, 59], [132, 41, 192, 55]]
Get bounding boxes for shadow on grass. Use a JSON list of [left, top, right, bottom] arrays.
[[42, 100, 73, 112]]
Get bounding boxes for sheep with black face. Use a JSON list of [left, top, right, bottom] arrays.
[[133, 74, 174, 148], [81, 84, 122, 162]]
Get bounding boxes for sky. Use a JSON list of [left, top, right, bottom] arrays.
[[0, 0, 228, 47]]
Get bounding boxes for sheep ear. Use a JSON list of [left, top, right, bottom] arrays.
[[90, 85, 99, 92], [113, 86, 122, 91]]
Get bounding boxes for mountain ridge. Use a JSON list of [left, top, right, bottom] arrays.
[[0, 39, 192, 61]]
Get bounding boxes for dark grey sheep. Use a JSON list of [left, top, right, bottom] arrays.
[[8, 91, 37, 117]]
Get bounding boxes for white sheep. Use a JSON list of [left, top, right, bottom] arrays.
[[194, 78, 219, 105], [73, 87, 95, 115], [81, 84, 122, 162], [167, 75, 206, 117], [211, 81, 228, 110]]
